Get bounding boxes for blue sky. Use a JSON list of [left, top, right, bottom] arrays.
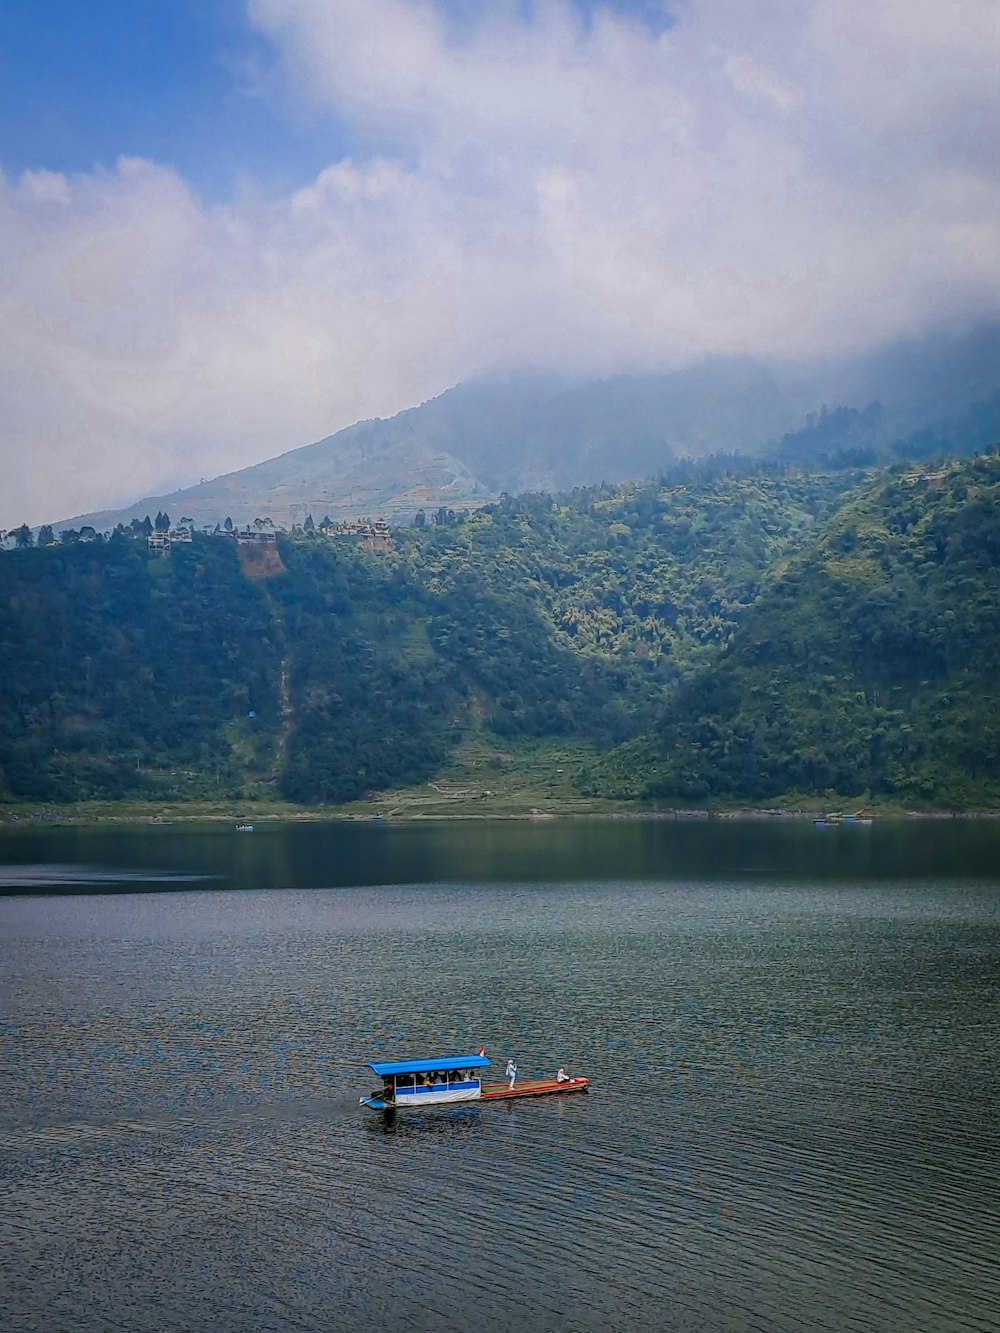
[[0, 0, 671, 199], [0, 0, 996, 527], [0, 0, 346, 197]]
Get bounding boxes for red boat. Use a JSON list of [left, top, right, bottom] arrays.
[[480, 1076, 589, 1101]]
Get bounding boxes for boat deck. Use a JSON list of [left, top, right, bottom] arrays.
[[479, 1077, 589, 1100]]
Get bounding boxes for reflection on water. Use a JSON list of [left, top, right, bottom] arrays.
[[2, 816, 1000, 896], [0, 863, 214, 889], [362, 1103, 485, 1139], [0, 821, 998, 1331]]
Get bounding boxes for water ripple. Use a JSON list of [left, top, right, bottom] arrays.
[[1, 863, 999, 1330]]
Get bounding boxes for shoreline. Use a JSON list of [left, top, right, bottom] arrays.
[[1, 800, 998, 829]]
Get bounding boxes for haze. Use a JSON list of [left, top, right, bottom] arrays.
[[1, 0, 997, 529]]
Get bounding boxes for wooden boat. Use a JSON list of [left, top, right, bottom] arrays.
[[480, 1076, 589, 1100], [359, 1054, 588, 1111]]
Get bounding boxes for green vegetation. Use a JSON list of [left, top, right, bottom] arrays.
[[2, 452, 998, 812], [0, 536, 281, 801], [272, 540, 461, 802], [604, 454, 1000, 807]]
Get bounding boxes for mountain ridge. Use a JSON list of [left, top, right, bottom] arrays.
[[51, 322, 1000, 535]]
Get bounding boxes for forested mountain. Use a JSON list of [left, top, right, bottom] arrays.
[[606, 453, 1000, 806], [52, 323, 1000, 536], [3, 451, 998, 809]]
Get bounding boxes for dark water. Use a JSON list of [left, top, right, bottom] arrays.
[[1, 819, 998, 1332]]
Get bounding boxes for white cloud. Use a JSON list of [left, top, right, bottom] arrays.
[[1, 0, 997, 526]]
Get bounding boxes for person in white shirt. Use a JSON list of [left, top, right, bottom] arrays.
[[505, 1058, 517, 1089]]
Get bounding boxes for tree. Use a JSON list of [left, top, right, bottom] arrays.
[[37, 525, 55, 547], [155, 511, 170, 532], [11, 523, 33, 549], [414, 509, 426, 528], [303, 514, 315, 532], [224, 516, 234, 532]]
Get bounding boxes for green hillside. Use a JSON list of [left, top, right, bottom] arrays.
[[609, 453, 1000, 807], [0, 537, 282, 800], [2, 452, 998, 811]]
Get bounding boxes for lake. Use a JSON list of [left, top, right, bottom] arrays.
[[1, 818, 998, 1331]]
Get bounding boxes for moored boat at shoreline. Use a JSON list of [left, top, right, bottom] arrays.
[[814, 809, 876, 828]]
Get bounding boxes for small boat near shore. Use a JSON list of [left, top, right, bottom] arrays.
[[814, 810, 876, 828], [359, 1053, 588, 1111]]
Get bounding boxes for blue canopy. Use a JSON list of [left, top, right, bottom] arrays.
[[367, 1055, 491, 1077]]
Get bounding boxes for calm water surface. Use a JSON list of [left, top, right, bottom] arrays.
[[1, 819, 998, 1331]]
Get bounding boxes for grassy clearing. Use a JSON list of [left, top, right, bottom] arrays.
[[354, 736, 624, 819], [1, 739, 993, 828]]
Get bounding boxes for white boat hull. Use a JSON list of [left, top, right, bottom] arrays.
[[395, 1084, 481, 1108]]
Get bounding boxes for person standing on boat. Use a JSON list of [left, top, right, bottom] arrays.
[[505, 1058, 517, 1089]]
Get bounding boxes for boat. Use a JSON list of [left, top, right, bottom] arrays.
[[359, 1053, 589, 1111], [814, 810, 875, 828], [359, 1055, 490, 1110]]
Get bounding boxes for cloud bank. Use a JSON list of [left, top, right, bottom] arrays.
[[2, 0, 998, 526]]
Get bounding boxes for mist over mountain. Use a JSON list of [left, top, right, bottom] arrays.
[[53, 323, 1000, 535]]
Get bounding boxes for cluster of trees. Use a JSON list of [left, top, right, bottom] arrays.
[[0, 539, 280, 800], [610, 453, 1000, 805], [412, 507, 469, 529], [273, 540, 461, 802], [1, 513, 242, 552], [3, 514, 176, 550], [1, 450, 998, 806]]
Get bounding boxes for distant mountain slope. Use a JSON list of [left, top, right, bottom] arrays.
[[823, 322, 1000, 433], [771, 323, 1000, 466], [54, 322, 1000, 535], [395, 358, 800, 492], [54, 358, 801, 534], [59, 424, 494, 536]]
